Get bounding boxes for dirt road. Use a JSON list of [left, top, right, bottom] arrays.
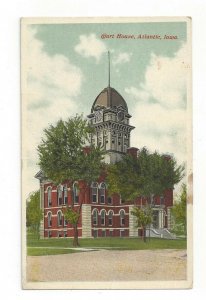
[[27, 249, 187, 282]]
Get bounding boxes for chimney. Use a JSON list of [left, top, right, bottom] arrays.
[[127, 147, 139, 158], [162, 154, 171, 161], [82, 146, 91, 155]]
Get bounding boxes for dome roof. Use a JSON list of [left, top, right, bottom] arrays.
[[91, 87, 128, 113]]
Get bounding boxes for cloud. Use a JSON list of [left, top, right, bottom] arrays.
[[75, 33, 107, 62], [113, 52, 132, 65], [23, 27, 83, 199], [125, 43, 190, 167]]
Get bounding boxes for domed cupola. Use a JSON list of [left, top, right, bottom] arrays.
[[91, 86, 128, 113], [87, 51, 135, 164]]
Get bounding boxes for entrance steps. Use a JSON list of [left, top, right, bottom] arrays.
[[146, 228, 176, 239]]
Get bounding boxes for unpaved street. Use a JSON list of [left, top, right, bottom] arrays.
[[27, 249, 187, 282]]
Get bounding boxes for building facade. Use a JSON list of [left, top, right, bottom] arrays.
[[35, 83, 174, 239]]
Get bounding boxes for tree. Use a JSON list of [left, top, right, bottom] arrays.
[[107, 147, 184, 240], [37, 115, 104, 246], [171, 183, 187, 235], [26, 190, 42, 239], [131, 206, 153, 242], [107, 147, 184, 202]]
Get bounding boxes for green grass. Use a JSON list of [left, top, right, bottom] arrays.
[[27, 232, 186, 255], [27, 247, 81, 256]]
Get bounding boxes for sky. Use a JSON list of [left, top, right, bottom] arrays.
[[22, 20, 190, 199]]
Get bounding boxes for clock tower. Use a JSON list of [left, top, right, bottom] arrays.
[[87, 52, 135, 164]]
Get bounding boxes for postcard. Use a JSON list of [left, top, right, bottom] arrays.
[[21, 17, 192, 289]]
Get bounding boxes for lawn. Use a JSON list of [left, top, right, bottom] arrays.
[[27, 232, 186, 256]]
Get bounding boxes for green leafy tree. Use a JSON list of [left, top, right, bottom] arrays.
[[37, 115, 104, 246], [107, 147, 184, 202], [26, 190, 42, 239], [131, 206, 153, 242], [107, 147, 184, 240], [171, 183, 187, 235]]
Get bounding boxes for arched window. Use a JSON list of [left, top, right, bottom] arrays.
[[91, 182, 98, 203], [57, 185, 63, 206], [73, 182, 79, 204], [57, 211, 62, 226], [99, 183, 106, 204], [120, 210, 125, 226], [48, 211, 52, 227], [63, 185, 68, 205], [47, 187, 52, 207], [101, 210, 106, 226], [92, 209, 98, 226], [108, 210, 113, 226]]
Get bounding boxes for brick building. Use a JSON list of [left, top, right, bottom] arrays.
[[35, 81, 174, 239]]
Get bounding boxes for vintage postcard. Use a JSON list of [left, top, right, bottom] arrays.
[[21, 17, 192, 289]]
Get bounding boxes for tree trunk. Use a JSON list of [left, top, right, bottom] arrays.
[[73, 224, 79, 247], [142, 226, 147, 243]]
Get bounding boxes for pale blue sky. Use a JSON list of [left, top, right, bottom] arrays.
[[24, 20, 189, 197]]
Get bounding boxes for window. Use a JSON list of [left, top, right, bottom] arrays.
[[99, 183, 106, 204], [109, 230, 113, 237], [107, 196, 112, 205], [108, 211, 113, 226], [120, 210, 125, 226], [63, 185, 68, 205], [47, 187, 52, 207], [58, 231, 62, 238], [57, 186, 63, 206], [73, 182, 79, 204], [48, 212, 52, 227], [64, 218, 68, 227], [102, 230, 106, 237], [93, 209, 98, 226], [93, 230, 98, 238], [160, 196, 164, 205], [48, 231, 52, 238], [64, 231, 67, 238], [101, 210, 106, 226], [91, 182, 98, 203], [57, 211, 63, 226], [120, 230, 125, 237]]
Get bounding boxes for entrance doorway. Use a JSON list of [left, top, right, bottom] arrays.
[[152, 210, 159, 228]]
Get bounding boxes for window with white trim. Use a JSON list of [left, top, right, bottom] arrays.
[[57, 211, 63, 226], [93, 209, 98, 226], [63, 185, 68, 205], [109, 230, 113, 237], [64, 217, 68, 227], [48, 211, 52, 227], [91, 182, 98, 203], [108, 211, 113, 226], [47, 187, 52, 207], [99, 183, 106, 204], [120, 210, 125, 226], [73, 182, 79, 204], [101, 210, 106, 226], [57, 186, 63, 206], [120, 230, 125, 237]]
